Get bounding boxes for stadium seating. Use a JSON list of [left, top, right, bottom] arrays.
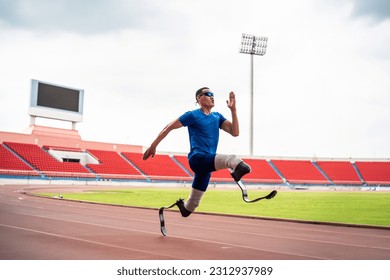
[[4, 142, 94, 178], [0, 144, 39, 176], [122, 152, 191, 181], [172, 155, 193, 176], [354, 161, 390, 185], [1, 140, 389, 186], [316, 161, 362, 185], [241, 158, 283, 184], [271, 159, 330, 185], [86, 149, 143, 180]]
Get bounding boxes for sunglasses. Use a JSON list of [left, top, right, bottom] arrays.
[[202, 92, 214, 97]]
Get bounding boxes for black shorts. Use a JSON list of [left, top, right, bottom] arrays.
[[189, 153, 216, 191]]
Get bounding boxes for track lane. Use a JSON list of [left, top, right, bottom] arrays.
[[1, 185, 389, 260]]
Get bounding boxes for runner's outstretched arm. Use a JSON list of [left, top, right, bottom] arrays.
[[143, 118, 183, 160]]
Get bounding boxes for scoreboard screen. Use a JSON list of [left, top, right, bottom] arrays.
[[29, 79, 84, 122]]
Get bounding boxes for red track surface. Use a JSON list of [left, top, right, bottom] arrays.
[[0, 185, 389, 260]]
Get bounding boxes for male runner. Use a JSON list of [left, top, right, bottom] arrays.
[[143, 87, 251, 217]]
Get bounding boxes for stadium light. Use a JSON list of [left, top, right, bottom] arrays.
[[240, 33, 268, 156]]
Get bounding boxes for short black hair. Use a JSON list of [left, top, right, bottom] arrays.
[[195, 87, 209, 100]]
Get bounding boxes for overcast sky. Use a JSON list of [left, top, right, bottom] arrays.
[[0, 0, 389, 159]]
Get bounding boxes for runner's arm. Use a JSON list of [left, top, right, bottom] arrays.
[[221, 91, 239, 137], [143, 118, 183, 160]]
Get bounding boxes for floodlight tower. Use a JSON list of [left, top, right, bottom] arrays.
[[240, 33, 268, 156]]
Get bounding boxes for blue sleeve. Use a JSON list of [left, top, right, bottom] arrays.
[[218, 113, 227, 128], [179, 111, 193, 127]]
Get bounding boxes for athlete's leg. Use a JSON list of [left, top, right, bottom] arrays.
[[184, 187, 204, 212], [214, 154, 242, 170], [214, 154, 251, 181], [176, 153, 214, 217]]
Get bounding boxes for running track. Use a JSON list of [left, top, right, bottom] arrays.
[[0, 185, 389, 260]]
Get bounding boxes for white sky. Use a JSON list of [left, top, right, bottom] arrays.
[[0, 0, 389, 159]]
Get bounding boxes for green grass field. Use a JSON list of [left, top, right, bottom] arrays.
[[39, 188, 390, 227]]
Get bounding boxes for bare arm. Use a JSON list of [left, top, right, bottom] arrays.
[[221, 91, 239, 137], [143, 118, 183, 160]]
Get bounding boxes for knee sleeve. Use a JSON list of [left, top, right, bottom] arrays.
[[214, 154, 242, 171], [184, 188, 204, 212]]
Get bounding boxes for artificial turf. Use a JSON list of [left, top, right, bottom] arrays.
[[39, 188, 390, 227]]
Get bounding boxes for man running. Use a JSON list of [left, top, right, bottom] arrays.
[[143, 87, 251, 217]]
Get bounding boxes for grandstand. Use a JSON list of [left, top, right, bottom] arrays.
[[4, 141, 94, 178], [122, 152, 191, 181], [0, 144, 39, 177], [271, 159, 330, 185], [355, 161, 390, 185], [316, 161, 362, 185], [1, 79, 389, 188], [1, 125, 390, 187]]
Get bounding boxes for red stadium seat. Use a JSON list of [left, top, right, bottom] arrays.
[[122, 152, 191, 181], [4, 142, 94, 178], [87, 149, 144, 180], [316, 161, 362, 185], [355, 161, 390, 185], [272, 159, 330, 185]]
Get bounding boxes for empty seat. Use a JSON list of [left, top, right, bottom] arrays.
[[123, 152, 191, 180], [87, 149, 142, 179], [355, 161, 390, 185], [4, 142, 93, 178], [316, 161, 362, 185], [0, 144, 39, 176], [272, 159, 329, 184], [241, 158, 283, 183]]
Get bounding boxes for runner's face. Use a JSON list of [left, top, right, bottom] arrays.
[[198, 89, 214, 107]]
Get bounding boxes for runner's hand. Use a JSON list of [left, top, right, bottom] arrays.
[[143, 146, 156, 160], [226, 91, 236, 111]]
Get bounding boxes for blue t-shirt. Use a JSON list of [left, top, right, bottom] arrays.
[[179, 109, 227, 159]]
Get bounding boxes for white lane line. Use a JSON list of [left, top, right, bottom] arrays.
[[8, 212, 326, 260], [12, 193, 390, 257], [20, 193, 390, 239], [17, 198, 390, 244], [13, 206, 390, 253]]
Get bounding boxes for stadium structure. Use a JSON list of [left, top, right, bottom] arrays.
[[1, 80, 390, 189]]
